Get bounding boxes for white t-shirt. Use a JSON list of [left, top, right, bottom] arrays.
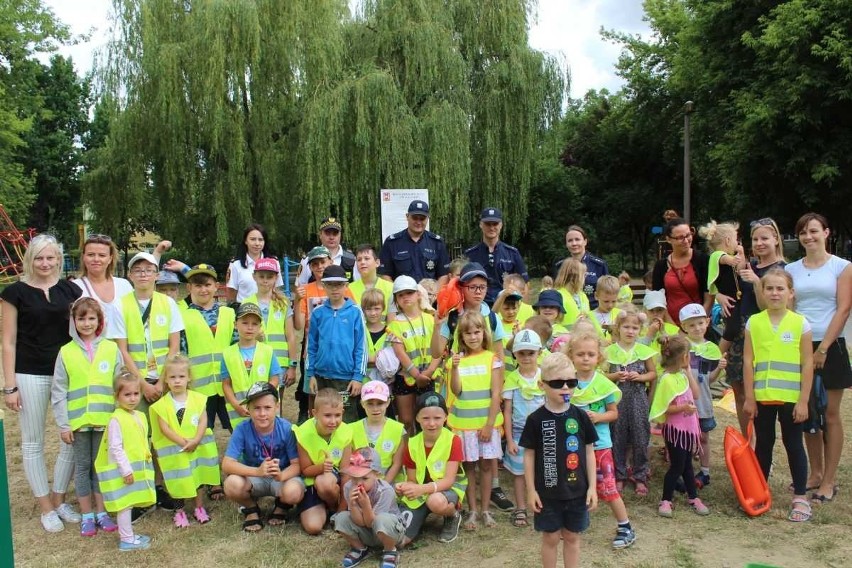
[[73, 276, 134, 339], [227, 255, 285, 302], [786, 255, 850, 341]]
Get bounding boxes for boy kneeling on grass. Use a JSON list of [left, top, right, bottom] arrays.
[[335, 447, 407, 568], [222, 381, 304, 532]]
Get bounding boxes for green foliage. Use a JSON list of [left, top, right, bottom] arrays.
[[90, 0, 565, 258]]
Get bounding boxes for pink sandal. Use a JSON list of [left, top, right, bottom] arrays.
[[173, 509, 190, 528], [634, 482, 649, 496], [194, 507, 210, 524]]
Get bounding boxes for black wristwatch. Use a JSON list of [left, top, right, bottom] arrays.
[[2, 386, 18, 395]]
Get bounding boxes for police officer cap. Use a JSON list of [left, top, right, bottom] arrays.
[[407, 200, 430, 216]]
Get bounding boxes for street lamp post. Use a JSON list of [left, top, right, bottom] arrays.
[[683, 101, 694, 225]]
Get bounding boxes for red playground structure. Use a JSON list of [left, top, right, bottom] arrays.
[[0, 205, 35, 283]]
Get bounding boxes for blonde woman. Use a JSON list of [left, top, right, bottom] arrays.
[[2, 235, 82, 532]]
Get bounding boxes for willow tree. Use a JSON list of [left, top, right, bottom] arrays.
[[89, 0, 563, 253], [89, 0, 347, 255]]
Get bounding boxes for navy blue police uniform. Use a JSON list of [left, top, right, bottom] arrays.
[[465, 241, 528, 305], [553, 252, 609, 309]]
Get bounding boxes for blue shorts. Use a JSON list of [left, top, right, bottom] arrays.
[[699, 417, 717, 433], [533, 497, 590, 534], [297, 471, 341, 513]]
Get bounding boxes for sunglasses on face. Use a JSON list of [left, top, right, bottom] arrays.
[[543, 378, 578, 389], [85, 233, 113, 245]]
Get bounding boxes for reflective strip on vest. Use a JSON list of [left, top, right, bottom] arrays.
[[753, 361, 801, 373], [98, 460, 151, 483], [753, 379, 801, 392], [161, 457, 221, 482], [68, 403, 115, 422], [156, 434, 217, 458], [67, 384, 114, 402]]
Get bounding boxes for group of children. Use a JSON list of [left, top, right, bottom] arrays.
[[49, 239, 815, 567]]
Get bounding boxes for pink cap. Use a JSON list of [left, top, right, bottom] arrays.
[[254, 257, 280, 273], [360, 380, 389, 402]]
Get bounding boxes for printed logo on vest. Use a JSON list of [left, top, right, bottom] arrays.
[[156, 314, 167, 327], [98, 361, 110, 373], [191, 414, 200, 427], [432, 460, 445, 472], [781, 332, 793, 343], [257, 365, 267, 377], [274, 310, 283, 320], [331, 448, 343, 460], [382, 440, 395, 453]]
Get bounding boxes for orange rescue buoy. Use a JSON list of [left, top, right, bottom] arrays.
[[724, 424, 771, 517]]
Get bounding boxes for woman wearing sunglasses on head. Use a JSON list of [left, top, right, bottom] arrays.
[[720, 217, 786, 436], [651, 217, 712, 326], [73, 234, 171, 336]]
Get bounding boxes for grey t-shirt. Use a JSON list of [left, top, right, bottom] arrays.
[[342, 477, 400, 515]]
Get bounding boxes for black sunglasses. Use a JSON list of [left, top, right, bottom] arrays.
[[543, 378, 578, 389]]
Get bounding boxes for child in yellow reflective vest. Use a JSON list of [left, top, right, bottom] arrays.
[[94, 371, 156, 551], [743, 269, 813, 522], [351, 381, 406, 482], [448, 311, 504, 530], [52, 298, 123, 537], [149, 355, 220, 528]]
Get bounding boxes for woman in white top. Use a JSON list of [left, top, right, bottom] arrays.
[[225, 223, 283, 302], [785, 212, 852, 503], [73, 235, 171, 336]]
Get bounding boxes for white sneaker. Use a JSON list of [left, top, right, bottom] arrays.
[[56, 503, 81, 523], [41, 510, 65, 533]]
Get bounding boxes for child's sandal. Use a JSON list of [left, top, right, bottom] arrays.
[[206, 485, 225, 501], [193, 507, 210, 524], [788, 498, 812, 522], [511, 508, 528, 528], [481, 511, 497, 528], [268, 498, 289, 526], [463, 511, 479, 531], [241, 506, 264, 533], [634, 481, 649, 497], [173, 509, 190, 528]]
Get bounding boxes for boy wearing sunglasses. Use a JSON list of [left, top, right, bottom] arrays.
[[519, 352, 598, 568]]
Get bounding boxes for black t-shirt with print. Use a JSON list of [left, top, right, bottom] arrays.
[[519, 404, 598, 501]]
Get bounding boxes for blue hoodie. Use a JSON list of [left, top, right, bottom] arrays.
[[306, 297, 368, 381]]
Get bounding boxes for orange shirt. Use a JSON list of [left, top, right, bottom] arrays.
[[299, 282, 355, 330]]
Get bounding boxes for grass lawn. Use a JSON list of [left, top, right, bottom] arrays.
[[6, 389, 852, 568]]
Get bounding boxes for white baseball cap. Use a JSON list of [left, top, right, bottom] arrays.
[[512, 329, 542, 353], [678, 303, 707, 322]]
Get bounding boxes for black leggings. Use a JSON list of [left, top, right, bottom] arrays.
[[663, 439, 697, 501], [754, 402, 808, 494], [205, 394, 232, 433]]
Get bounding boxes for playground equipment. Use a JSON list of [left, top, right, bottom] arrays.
[[0, 205, 35, 283], [725, 424, 772, 517]]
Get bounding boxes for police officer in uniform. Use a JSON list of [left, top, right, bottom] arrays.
[[297, 217, 359, 284], [464, 207, 529, 306], [379, 200, 451, 284], [552, 224, 609, 309]]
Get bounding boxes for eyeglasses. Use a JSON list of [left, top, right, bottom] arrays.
[[543, 378, 579, 389], [130, 268, 157, 276], [463, 285, 487, 293], [668, 233, 692, 241]]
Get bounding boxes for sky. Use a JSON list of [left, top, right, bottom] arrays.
[[43, 0, 651, 98]]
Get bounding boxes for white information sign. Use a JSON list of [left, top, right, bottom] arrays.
[[379, 189, 429, 242]]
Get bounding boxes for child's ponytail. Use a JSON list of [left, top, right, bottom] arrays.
[[658, 335, 689, 369]]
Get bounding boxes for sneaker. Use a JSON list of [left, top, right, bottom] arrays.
[[695, 472, 711, 489], [156, 486, 176, 511], [119, 534, 152, 552], [56, 503, 81, 523], [341, 546, 369, 568], [612, 526, 636, 549], [438, 511, 462, 543], [490, 486, 515, 511], [173, 509, 190, 528], [131, 505, 156, 524], [97, 514, 118, 532], [41, 510, 64, 533], [80, 517, 97, 537], [658, 500, 673, 518], [689, 497, 710, 516]]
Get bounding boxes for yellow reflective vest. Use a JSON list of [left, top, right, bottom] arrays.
[[350, 418, 406, 482], [149, 390, 220, 498], [181, 304, 235, 397], [120, 292, 174, 376], [222, 342, 275, 427], [401, 428, 467, 508], [243, 294, 290, 369], [95, 409, 156, 513], [61, 340, 118, 430], [448, 350, 503, 431], [350, 278, 394, 316], [387, 313, 434, 386], [749, 311, 805, 403], [294, 419, 353, 486]]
